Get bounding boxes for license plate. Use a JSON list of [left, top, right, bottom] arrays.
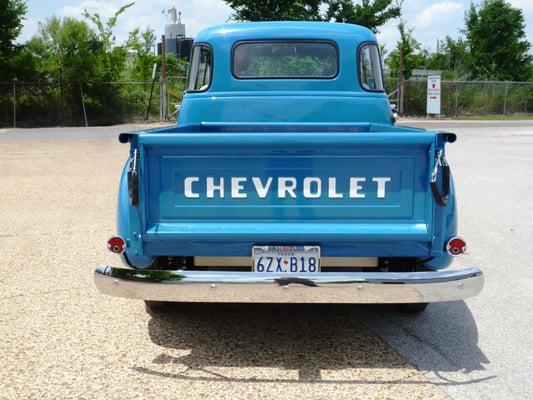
[[252, 246, 320, 273]]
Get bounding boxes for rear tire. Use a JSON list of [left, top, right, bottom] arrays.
[[399, 303, 429, 313], [143, 257, 191, 315]]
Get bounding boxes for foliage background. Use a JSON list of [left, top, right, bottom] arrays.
[[0, 1, 187, 127], [0, 0, 532, 127]]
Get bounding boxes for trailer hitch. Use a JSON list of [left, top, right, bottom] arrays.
[[430, 150, 450, 207]]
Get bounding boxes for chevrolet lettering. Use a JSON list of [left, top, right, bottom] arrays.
[[95, 21, 483, 313], [183, 177, 392, 199]]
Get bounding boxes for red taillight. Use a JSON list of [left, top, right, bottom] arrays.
[[446, 236, 466, 256], [107, 236, 126, 254]]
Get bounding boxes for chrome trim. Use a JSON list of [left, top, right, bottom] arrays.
[[94, 265, 483, 304]]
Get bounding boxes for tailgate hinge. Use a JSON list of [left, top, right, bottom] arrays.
[[430, 150, 450, 207], [128, 149, 139, 206]]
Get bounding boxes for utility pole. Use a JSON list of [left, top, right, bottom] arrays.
[[160, 35, 167, 122]]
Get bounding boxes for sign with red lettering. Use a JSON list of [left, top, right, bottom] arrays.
[[427, 75, 441, 115]]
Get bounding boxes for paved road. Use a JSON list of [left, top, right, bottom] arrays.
[[0, 123, 161, 141], [0, 120, 532, 399], [1, 119, 531, 141], [371, 119, 533, 400]]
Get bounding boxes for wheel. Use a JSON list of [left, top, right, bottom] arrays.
[[398, 303, 429, 313], [143, 257, 190, 314]]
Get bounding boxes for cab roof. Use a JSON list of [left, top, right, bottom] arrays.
[[188, 21, 384, 96], [195, 21, 377, 45]]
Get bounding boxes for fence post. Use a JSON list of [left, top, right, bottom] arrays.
[[79, 83, 88, 127], [454, 82, 461, 117], [503, 81, 509, 115], [146, 63, 158, 121], [12, 78, 17, 128]]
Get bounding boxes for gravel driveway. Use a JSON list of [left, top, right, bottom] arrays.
[[0, 120, 531, 399]]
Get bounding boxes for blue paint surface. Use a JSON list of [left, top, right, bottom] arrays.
[[178, 22, 391, 126], [119, 125, 455, 268], [115, 22, 457, 270]]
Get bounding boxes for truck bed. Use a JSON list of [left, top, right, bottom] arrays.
[[120, 122, 454, 260]]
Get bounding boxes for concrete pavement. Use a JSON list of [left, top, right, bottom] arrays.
[[1, 120, 532, 399]]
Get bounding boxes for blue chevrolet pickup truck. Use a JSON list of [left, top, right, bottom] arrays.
[[95, 22, 483, 312]]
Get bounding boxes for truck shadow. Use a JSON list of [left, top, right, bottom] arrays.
[[137, 302, 492, 385], [362, 301, 491, 375]]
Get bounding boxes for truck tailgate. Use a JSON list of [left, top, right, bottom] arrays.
[[137, 131, 436, 257]]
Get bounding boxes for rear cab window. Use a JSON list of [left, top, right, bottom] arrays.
[[187, 45, 212, 92], [233, 41, 338, 79], [359, 44, 384, 91]]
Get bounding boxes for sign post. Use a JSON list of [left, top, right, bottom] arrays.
[[427, 75, 441, 116]]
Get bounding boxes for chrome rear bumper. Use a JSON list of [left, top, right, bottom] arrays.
[[94, 265, 483, 304]]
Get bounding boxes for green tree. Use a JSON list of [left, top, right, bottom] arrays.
[[325, 0, 401, 32], [385, 21, 423, 114], [425, 36, 469, 79], [82, 2, 134, 81], [0, 0, 26, 56], [27, 17, 98, 123], [224, 0, 322, 21], [163, 53, 188, 79], [0, 0, 27, 80], [32, 17, 97, 84], [80, 2, 137, 123], [127, 27, 157, 81], [224, 1, 402, 32], [464, 0, 531, 81], [385, 21, 422, 80], [25, 2, 136, 125]]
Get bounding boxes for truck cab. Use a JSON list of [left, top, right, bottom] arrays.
[[179, 22, 391, 126], [95, 22, 483, 311]]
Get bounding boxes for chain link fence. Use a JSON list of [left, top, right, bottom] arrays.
[[1, 77, 532, 127], [0, 77, 186, 128], [385, 78, 533, 117]]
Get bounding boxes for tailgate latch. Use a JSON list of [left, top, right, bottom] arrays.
[[430, 150, 450, 207], [128, 149, 139, 206]]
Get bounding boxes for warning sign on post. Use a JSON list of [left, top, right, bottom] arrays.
[[427, 75, 441, 115]]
